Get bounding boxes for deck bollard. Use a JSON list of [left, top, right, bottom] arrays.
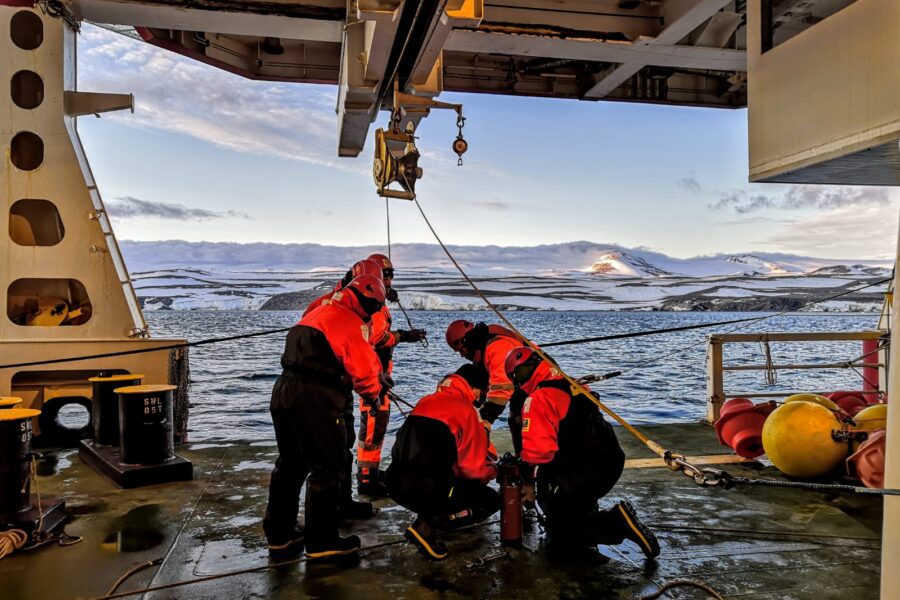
[[0, 408, 41, 523], [115, 384, 176, 465], [88, 374, 144, 446], [0, 397, 23, 410]]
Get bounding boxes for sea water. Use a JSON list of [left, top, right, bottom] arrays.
[[145, 310, 879, 444]]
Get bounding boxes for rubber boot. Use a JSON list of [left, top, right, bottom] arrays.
[[405, 517, 448, 560]]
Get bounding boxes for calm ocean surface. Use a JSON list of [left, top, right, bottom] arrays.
[[145, 311, 880, 443]]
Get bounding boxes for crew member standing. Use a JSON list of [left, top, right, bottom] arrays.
[[504, 346, 660, 558], [263, 275, 389, 560], [386, 365, 499, 560], [445, 320, 526, 451], [303, 258, 385, 518], [357, 253, 426, 496]]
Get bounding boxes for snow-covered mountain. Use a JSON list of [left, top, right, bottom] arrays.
[[120, 240, 891, 278], [119, 241, 893, 312], [586, 252, 673, 277]]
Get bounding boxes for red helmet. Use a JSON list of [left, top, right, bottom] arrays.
[[446, 319, 475, 352], [346, 274, 386, 304], [351, 259, 382, 279], [367, 253, 394, 279], [504, 346, 542, 387]]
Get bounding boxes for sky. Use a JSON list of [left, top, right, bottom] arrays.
[[75, 25, 900, 261]]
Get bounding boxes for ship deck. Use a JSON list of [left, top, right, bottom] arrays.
[[0, 423, 883, 600]]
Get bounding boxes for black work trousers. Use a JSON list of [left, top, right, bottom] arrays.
[[387, 469, 500, 528], [536, 432, 626, 546], [263, 374, 349, 546], [340, 407, 355, 505]]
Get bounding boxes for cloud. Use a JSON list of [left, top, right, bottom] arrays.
[[712, 185, 895, 213], [763, 203, 899, 259], [107, 196, 250, 220], [78, 25, 366, 174], [676, 176, 701, 193]]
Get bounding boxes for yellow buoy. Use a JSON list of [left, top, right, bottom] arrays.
[[851, 404, 887, 431], [762, 401, 846, 478], [850, 404, 888, 451], [784, 393, 839, 412]]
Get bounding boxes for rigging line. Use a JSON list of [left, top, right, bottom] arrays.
[[616, 277, 892, 376], [145, 450, 229, 592], [540, 315, 762, 347], [386, 197, 392, 260], [542, 277, 891, 349], [83, 519, 501, 600], [0, 327, 292, 370], [412, 198, 663, 453]]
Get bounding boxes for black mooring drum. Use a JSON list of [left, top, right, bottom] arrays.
[[0, 408, 40, 522], [115, 385, 175, 465], [0, 397, 22, 410], [88, 374, 144, 445]]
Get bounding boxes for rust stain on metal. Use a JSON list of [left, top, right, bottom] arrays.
[[467, 22, 633, 43]]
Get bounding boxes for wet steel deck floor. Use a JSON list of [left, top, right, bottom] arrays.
[[0, 423, 883, 599]]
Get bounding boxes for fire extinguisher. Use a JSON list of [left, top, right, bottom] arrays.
[[499, 454, 522, 546]]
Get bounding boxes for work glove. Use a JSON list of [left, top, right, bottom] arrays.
[[397, 328, 427, 343], [479, 401, 504, 424], [386, 288, 399, 303], [379, 372, 394, 390], [362, 394, 380, 415], [378, 372, 394, 398]]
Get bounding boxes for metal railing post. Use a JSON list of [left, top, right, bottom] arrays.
[[706, 335, 724, 423]]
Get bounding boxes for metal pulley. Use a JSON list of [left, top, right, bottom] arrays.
[[372, 80, 468, 200], [372, 126, 423, 201]]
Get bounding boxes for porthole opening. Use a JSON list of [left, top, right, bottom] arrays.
[[10, 199, 65, 246], [8, 278, 92, 326], [10, 11, 43, 50], [11, 70, 44, 109], [10, 131, 44, 171], [57, 402, 91, 431]]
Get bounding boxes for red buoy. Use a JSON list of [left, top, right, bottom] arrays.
[[827, 391, 867, 417], [714, 398, 776, 458], [847, 429, 886, 489]]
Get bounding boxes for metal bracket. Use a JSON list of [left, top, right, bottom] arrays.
[[65, 92, 134, 117]]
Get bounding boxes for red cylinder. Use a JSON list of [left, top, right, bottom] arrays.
[[500, 482, 522, 545], [827, 391, 867, 417], [861, 339, 880, 404], [714, 398, 776, 458]]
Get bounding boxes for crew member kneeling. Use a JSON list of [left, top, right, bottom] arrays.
[[263, 275, 388, 561], [504, 347, 660, 558], [387, 365, 500, 560]]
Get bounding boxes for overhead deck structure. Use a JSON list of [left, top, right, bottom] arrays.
[[69, 0, 752, 156], [2, 0, 898, 597]]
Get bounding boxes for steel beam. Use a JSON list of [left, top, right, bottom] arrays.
[[446, 28, 744, 71], [73, 0, 344, 41], [584, 0, 733, 99]]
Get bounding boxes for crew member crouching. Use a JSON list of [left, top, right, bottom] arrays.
[[504, 347, 660, 559], [386, 365, 500, 560], [445, 320, 526, 451], [263, 275, 389, 561]]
